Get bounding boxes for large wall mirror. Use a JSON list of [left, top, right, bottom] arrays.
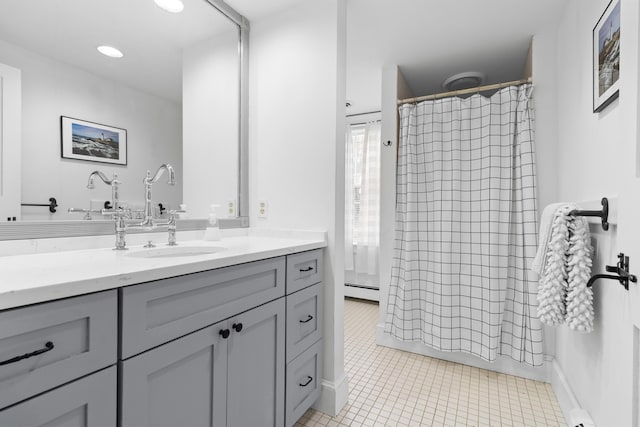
[[0, 0, 248, 238]]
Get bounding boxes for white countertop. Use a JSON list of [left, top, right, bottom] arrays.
[[0, 229, 326, 310]]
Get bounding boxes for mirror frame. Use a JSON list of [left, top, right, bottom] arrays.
[[0, 0, 250, 241]]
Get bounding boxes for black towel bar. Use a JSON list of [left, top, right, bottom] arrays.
[[21, 197, 58, 213], [569, 197, 609, 231]]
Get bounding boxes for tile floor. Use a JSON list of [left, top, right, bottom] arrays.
[[296, 298, 566, 427]]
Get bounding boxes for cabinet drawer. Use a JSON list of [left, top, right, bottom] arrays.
[[121, 256, 285, 359], [285, 340, 323, 427], [0, 291, 117, 410], [0, 366, 117, 427], [286, 249, 323, 294], [286, 283, 323, 362]]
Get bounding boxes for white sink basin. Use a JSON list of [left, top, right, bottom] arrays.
[[126, 246, 226, 259]]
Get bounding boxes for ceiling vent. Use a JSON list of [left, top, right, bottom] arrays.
[[442, 71, 486, 91]]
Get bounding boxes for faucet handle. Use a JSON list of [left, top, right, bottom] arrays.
[[102, 207, 132, 219]]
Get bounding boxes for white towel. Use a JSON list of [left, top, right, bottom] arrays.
[[531, 202, 565, 275], [537, 204, 594, 332]]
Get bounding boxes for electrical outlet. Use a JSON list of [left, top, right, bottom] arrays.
[[227, 200, 236, 218], [258, 200, 268, 219]]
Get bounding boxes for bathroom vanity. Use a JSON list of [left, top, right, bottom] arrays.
[[0, 232, 325, 427]]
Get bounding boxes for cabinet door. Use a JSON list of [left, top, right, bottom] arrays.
[[120, 322, 228, 427], [0, 366, 116, 427], [226, 299, 285, 427]]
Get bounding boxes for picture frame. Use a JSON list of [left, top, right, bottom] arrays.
[[593, 0, 620, 113], [60, 116, 127, 165]]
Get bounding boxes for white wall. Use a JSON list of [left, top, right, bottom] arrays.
[[536, 0, 640, 425], [183, 30, 239, 219], [377, 64, 412, 325], [248, 0, 348, 415], [0, 40, 183, 220]]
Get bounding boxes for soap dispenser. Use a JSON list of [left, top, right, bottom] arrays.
[[204, 204, 221, 241]]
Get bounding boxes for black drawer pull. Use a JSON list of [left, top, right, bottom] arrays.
[[299, 266, 314, 272], [299, 376, 313, 387], [299, 315, 314, 324], [0, 341, 54, 366], [232, 323, 243, 333], [219, 329, 230, 339]]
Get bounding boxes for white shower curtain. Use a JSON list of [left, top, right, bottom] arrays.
[[385, 84, 543, 366], [345, 121, 381, 287]]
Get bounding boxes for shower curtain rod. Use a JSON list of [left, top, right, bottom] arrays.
[[397, 77, 532, 105]]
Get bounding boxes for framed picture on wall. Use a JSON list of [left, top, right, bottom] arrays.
[[60, 116, 127, 165], [593, 0, 620, 113]]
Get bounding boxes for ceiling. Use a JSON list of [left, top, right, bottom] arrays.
[[0, 0, 570, 111], [229, 0, 570, 116], [0, 0, 236, 103], [343, 0, 569, 114]]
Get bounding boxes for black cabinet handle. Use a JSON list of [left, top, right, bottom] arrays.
[[299, 315, 314, 324], [0, 341, 54, 366], [232, 323, 243, 333], [299, 266, 314, 272], [299, 376, 313, 387], [219, 329, 230, 339]]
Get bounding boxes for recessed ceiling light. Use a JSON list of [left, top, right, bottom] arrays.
[[97, 45, 124, 58], [154, 0, 184, 13]]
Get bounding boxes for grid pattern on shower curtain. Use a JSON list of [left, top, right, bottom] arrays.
[[385, 84, 543, 366]]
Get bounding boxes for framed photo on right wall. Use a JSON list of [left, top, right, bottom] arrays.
[[593, 0, 621, 113]]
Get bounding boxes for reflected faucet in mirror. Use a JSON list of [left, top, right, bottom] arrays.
[[68, 171, 120, 220]]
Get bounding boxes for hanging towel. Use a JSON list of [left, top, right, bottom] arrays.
[[531, 203, 566, 275], [537, 204, 594, 332]]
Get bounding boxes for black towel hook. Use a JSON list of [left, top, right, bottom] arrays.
[[569, 197, 609, 231]]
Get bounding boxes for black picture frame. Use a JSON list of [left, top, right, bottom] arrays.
[[593, 0, 621, 113], [60, 116, 127, 165]]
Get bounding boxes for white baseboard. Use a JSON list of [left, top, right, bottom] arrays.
[[376, 324, 552, 382], [313, 373, 349, 416], [551, 358, 581, 426], [344, 285, 379, 302]]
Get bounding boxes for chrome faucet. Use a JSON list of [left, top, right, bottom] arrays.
[[109, 164, 182, 251], [139, 164, 176, 230], [87, 171, 120, 210]]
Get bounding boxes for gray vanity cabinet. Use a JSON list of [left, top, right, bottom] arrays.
[[121, 298, 285, 427], [0, 248, 323, 426], [0, 366, 117, 427]]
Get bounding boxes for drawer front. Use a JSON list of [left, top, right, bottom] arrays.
[[0, 291, 117, 410], [0, 366, 117, 427], [286, 249, 324, 294], [121, 256, 286, 359], [286, 283, 323, 362], [285, 340, 323, 427]]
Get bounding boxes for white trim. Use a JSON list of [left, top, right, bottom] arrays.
[[346, 111, 381, 125], [344, 286, 379, 301], [313, 374, 349, 417], [551, 358, 581, 426]]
